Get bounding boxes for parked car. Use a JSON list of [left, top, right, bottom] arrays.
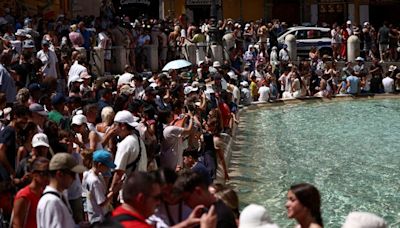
[[277, 26, 332, 58]]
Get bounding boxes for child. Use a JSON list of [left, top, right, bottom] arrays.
[[82, 149, 120, 224]]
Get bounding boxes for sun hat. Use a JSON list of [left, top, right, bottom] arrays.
[[239, 204, 279, 228], [49, 152, 87, 173], [342, 212, 387, 228], [71, 114, 87, 126], [114, 110, 139, 127], [29, 103, 48, 116], [93, 150, 116, 169], [32, 133, 50, 148]]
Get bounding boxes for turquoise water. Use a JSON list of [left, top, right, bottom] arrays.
[[231, 99, 400, 228]]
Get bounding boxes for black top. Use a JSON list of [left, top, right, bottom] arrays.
[[0, 126, 16, 172]]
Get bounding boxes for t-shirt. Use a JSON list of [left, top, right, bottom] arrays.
[[219, 102, 231, 128], [37, 186, 75, 228], [14, 185, 41, 228], [160, 126, 184, 170], [112, 205, 152, 228], [249, 81, 258, 98], [378, 26, 390, 44], [0, 64, 17, 103], [114, 134, 147, 173], [258, 86, 270, 102], [48, 110, 64, 125], [36, 50, 58, 78], [82, 169, 109, 224], [382, 77, 394, 93], [346, 75, 360, 94]]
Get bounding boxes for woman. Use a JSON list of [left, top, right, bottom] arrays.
[[291, 71, 304, 98], [12, 157, 50, 228], [71, 114, 102, 152], [286, 183, 323, 228]]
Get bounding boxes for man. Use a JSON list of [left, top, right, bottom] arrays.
[[117, 65, 134, 87], [36, 153, 87, 228], [36, 39, 59, 78], [112, 171, 160, 228], [346, 69, 360, 95], [109, 111, 147, 200], [48, 93, 66, 125], [83, 104, 98, 132], [29, 103, 48, 132], [0, 51, 17, 104], [174, 170, 237, 228], [378, 21, 390, 63], [382, 73, 394, 93], [68, 54, 87, 86]]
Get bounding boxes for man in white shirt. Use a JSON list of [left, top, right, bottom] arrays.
[[382, 75, 394, 93], [117, 65, 134, 87], [36, 39, 59, 78], [37, 153, 87, 228], [258, 80, 271, 102], [68, 54, 87, 85], [108, 111, 147, 201]]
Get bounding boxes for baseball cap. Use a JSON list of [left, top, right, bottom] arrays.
[[342, 212, 386, 228], [41, 39, 50, 46], [184, 86, 199, 95], [240, 81, 249, 87], [114, 110, 139, 127], [347, 20, 352, 25], [355, 56, 364, 62], [32, 133, 50, 148], [28, 83, 41, 92], [69, 75, 84, 83], [239, 204, 279, 228], [51, 93, 66, 105], [93, 150, 116, 169], [49, 153, 87, 173], [29, 103, 48, 116], [71, 114, 87, 126], [213, 61, 221, 68], [80, 72, 92, 79]]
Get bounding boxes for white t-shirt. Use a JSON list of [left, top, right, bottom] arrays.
[[67, 152, 83, 200], [160, 126, 184, 170], [82, 169, 109, 224], [114, 134, 148, 173], [37, 49, 58, 78], [68, 61, 87, 84], [382, 77, 394, 93], [37, 186, 75, 228], [258, 86, 270, 102]]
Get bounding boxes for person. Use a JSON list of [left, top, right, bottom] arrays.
[[82, 149, 119, 225], [345, 69, 360, 95], [36, 39, 59, 78], [109, 110, 147, 201], [258, 79, 271, 102], [239, 204, 279, 228], [111, 171, 161, 228], [285, 183, 323, 228], [36, 153, 87, 228], [174, 170, 237, 228], [341, 211, 386, 228], [382, 73, 394, 93], [183, 149, 211, 185], [378, 21, 390, 62], [12, 157, 50, 228]]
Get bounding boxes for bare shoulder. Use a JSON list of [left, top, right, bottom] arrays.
[[309, 223, 323, 228]]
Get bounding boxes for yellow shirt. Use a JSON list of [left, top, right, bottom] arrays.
[[250, 81, 258, 98]]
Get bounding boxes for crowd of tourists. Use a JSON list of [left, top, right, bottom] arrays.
[[0, 2, 395, 227]]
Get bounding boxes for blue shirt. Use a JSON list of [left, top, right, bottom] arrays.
[[347, 75, 359, 94], [0, 64, 16, 103]]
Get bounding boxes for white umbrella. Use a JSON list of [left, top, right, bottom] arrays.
[[162, 59, 192, 71]]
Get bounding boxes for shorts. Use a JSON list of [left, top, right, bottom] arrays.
[[379, 43, 389, 53]]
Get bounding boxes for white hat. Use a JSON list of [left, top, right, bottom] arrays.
[[71, 114, 87, 126], [120, 84, 135, 95], [355, 56, 364, 62], [363, 22, 370, 27], [239, 204, 279, 228], [23, 39, 35, 49], [227, 71, 238, 80], [184, 86, 199, 95], [240, 81, 249, 87], [205, 86, 215, 94], [80, 71, 92, 79], [32, 133, 50, 148], [198, 60, 205, 66], [114, 110, 139, 127], [213, 61, 221, 68], [342, 212, 387, 228], [388, 65, 397, 72], [15, 29, 27, 37], [347, 20, 352, 25], [245, 23, 251, 28]]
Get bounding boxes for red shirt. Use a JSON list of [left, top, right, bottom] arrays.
[[219, 102, 231, 128], [112, 205, 152, 228], [14, 185, 42, 228]]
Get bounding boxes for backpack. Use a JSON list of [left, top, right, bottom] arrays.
[[93, 214, 138, 228]]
